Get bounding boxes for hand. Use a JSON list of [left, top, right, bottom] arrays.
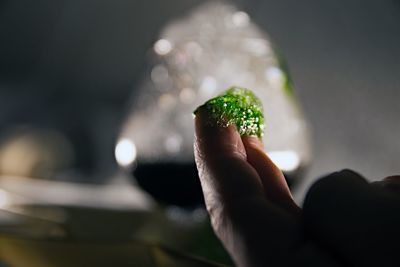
[[193, 107, 400, 267]]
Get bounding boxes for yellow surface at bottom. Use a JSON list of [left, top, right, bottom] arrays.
[[0, 236, 227, 267]]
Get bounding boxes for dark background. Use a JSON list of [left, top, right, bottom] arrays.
[[0, 0, 399, 203]]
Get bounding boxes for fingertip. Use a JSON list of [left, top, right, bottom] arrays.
[[193, 106, 267, 221], [194, 106, 246, 162], [303, 170, 400, 267], [309, 169, 367, 193], [372, 175, 400, 196], [303, 169, 370, 223], [382, 175, 400, 183], [338, 169, 365, 179], [304, 169, 368, 204]]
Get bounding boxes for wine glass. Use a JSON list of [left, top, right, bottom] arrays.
[[116, 0, 312, 208]]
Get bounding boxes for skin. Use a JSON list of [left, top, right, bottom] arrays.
[[193, 106, 400, 267]]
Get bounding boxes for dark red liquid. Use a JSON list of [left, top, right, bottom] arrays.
[[133, 161, 303, 208], [133, 161, 204, 208]]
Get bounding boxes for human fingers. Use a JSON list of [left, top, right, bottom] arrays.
[[194, 107, 299, 267], [372, 175, 400, 196], [241, 136, 300, 214], [303, 170, 400, 267]]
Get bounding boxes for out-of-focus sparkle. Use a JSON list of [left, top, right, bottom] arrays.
[[242, 38, 270, 56], [115, 138, 137, 167], [199, 76, 217, 96], [174, 52, 189, 68], [185, 42, 203, 60], [154, 39, 172, 55], [232, 11, 250, 27], [179, 87, 195, 104], [151, 65, 169, 84], [268, 150, 300, 172], [233, 71, 255, 86], [265, 67, 285, 89], [158, 93, 175, 110], [164, 134, 182, 153]]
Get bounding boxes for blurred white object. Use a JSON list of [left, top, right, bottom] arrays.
[[118, 0, 311, 180], [0, 128, 75, 179], [115, 138, 137, 167], [0, 175, 153, 211], [0, 174, 156, 240]]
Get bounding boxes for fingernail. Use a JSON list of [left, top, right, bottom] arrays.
[[193, 104, 221, 129], [193, 103, 206, 117]]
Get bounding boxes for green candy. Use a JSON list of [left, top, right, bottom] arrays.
[[194, 86, 265, 137]]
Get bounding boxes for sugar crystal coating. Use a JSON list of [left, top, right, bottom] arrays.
[[195, 87, 265, 137]]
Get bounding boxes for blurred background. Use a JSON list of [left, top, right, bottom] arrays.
[[0, 0, 399, 265], [1, 0, 400, 199]]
